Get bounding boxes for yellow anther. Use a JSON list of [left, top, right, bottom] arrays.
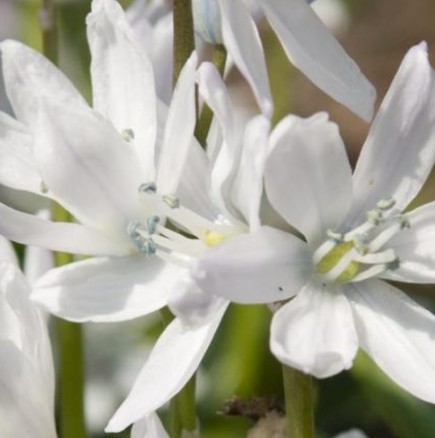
[[316, 241, 359, 282], [203, 231, 227, 248]]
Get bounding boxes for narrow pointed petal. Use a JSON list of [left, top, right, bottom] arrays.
[[156, 52, 197, 195], [380, 202, 435, 283], [0, 264, 56, 438], [131, 413, 169, 438], [193, 226, 311, 303], [219, 0, 273, 117], [232, 115, 270, 230], [0, 112, 43, 194], [271, 282, 358, 378], [87, 0, 157, 177], [266, 113, 352, 244], [261, 0, 375, 121], [32, 255, 185, 322], [348, 43, 435, 227], [0, 202, 128, 256], [347, 279, 435, 403], [106, 304, 227, 432], [35, 101, 144, 237], [0, 40, 86, 127]]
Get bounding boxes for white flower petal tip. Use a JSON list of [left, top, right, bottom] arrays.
[[333, 429, 369, 438], [271, 284, 358, 379]]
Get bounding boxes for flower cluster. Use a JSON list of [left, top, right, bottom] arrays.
[[1, 0, 435, 437]]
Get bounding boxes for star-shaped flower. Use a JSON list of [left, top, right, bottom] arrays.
[[194, 42, 435, 402]]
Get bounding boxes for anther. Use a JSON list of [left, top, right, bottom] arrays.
[[376, 198, 396, 211], [122, 128, 135, 142], [327, 230, 344, 243], [367, 208, 383, 225], [162, 193, 180, 209], [40, 181, 48, 194], [138, 182, 157, 194], [146, 215, 160, 235], [387, 258, 400, 271]]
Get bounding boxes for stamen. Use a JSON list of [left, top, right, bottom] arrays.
[[376, 198, 396, 210], [138, 182, 157, 195], [353, 248, 396, 264], [146, 215, 160, 235], [349, 264, 388, 283], [312, 239, 338, 264], [122, 128, 135, 142], [327, 230, 344, 243], [162, 193, 180, 209]]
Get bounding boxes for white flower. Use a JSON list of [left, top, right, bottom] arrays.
[[0, 236, 56, 438], [0, 0, 199, 323], [105, 61, 275, 433], [191, 0, 376, 120], [193, 42, 435, 403]]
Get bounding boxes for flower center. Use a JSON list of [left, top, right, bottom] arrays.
[[126, 182, 240, 266], [313, 198, 408, 284]]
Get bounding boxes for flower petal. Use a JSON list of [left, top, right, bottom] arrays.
[[261, 0, 375, 121], [105, 304, 227, 432], [271, 282, 358, 378], [266, 113, 352, 244], [346, 279, 435, 403], [131, 413, 169, 438], [380, 202, 435, 283], [348, 42, 435, 227], [156, 52, 197, 195], [87, 0, 157, 177], [0, 202, 127, 255], [231, 115, 270, 230], [32, 255, 185, 322], [193, 226, 311, 303], [35, 100, 144, 237], [219, 0, 273, 117], [0, 112, 43, 194], [0, 40, 86, 127]]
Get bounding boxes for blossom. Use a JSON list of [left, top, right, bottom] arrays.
[[194, 42, 435, 402], [191, 0, 376, 120], [105, 61, 274, 432], [0, 0, 199, 322]]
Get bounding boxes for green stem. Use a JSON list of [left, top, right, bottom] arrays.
[[194, 44, 227, 148], [40, 0, 58, 64], [282, 365, 314, 438], [51, 203, 86, 438], [173, 0, 195, 86]]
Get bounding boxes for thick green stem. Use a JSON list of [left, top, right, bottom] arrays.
[[173, 0, 195, 86], [52, 206, 86, 438], [194, 44, 227, 148], [282, 365, 314, 438]]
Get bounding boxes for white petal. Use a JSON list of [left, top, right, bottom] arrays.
[[266, 113, 352, 244], [35, 101, 144, 237], [380, 202, 435, 283], [346, 279, 435, 403], [0, 40, 86, 127], [271, 282, 358, 378], [87, 0, 157, 177], [0, 112, 43, 194], [261, 0, 375, 121], [106, 304, 227, 432], [168, 271, 227, 328], [0, 264, 56, 438], [348, 43, 435, 227], [231, 115, 270, 230], [219, 0, 273, 117], [131, 412, 169, 438], [193, 226, 311, 303], [32, 255, 185, 322], [0, 202, 128, 256], [156, 52, 197, 195], [0, 235, 18, 266]]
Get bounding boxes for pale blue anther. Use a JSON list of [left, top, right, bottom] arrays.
[[192, 0, 223, 44], [127, 221, 157, 256], [146, 216, 161, 235], [138, 182, 157, 194]]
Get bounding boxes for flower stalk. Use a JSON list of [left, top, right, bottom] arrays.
[[40, 1, 86, 436], [173, 0, 195, 86], [282, 365, 314, 438]]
